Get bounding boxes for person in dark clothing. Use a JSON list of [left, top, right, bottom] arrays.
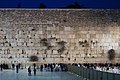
[[44, 64, 47, 71], [12, 64, 15, 70], [33, 63, 36, 69], [28, 66, 31, 76], [16, 65, 19, 73], [0, 64, 3, 71], [33, 68, 36, 76], [40, 65, 43, 71], [18, 63, 21, 69], [50, 64, 53, 72]]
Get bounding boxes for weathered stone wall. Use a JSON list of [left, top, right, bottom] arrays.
[[0, 9, 120, 64]]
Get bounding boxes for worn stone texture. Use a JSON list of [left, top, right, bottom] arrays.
[[0, 9, 120, 64]]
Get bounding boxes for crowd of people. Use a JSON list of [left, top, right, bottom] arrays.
[[0, 63, 21, 73], [27, 63, 68, 76], [73, 63, 120, 74], [1, 63, 120, 75], [0, 63, 68, 76]]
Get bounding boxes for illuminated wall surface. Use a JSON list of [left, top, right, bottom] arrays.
[[0, 9, 120, 64]]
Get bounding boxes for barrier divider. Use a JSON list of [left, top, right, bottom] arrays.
[[93, 70, 96, 80], [86, 68, 88, 79], [78, 67, 80, 75], [108, 73, 113, 80], [115, 74, 119, 80], [83, 67, 84, 77], [103, 72, 107, 80], [81, 67, 83, 76], [82, 67, 84, 78], [66, 64, 120, 80], [96, 70, 98, 80], [88, 68, 90, 79]]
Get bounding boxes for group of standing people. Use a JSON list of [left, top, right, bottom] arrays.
[[73, 63, 120, 74], [0, 63, 21, 73], [28, 66, 36, 76], [1, 63, 68, 76], [0, 63, 9, 71], [11, 63, 21, 73], [27, 63, 67, 76]]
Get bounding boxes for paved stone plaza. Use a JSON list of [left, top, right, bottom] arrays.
[[0, 69, 84, 80]]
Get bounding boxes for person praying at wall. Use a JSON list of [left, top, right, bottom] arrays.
[[0, 64, 3, 71], [33, 68, 36, 76], [40, 64, 43, 71], [16, 65, 19, 73], [12, 64, 15, 70], [28, 66, 31, 76]]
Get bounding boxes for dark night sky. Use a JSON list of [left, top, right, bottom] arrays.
[[0, 0, 120, 8]]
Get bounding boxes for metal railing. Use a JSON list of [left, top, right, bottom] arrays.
[[66, 64, 120, 80]]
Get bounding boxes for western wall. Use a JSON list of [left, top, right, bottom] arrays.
[[0, 9, 120, 64]]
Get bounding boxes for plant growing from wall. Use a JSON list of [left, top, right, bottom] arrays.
[[107, 49, 116, 61], [29, 55, 38, 62], [47, 45, 54, 50], [57, 46, 66, 54], [40, 38, 49, 46], [79, 40, 89, 57], [57, 41, 67, 55], [40, 38, 53, 60], [57, 41, 66, 45], [40, 38, 53, 49]]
